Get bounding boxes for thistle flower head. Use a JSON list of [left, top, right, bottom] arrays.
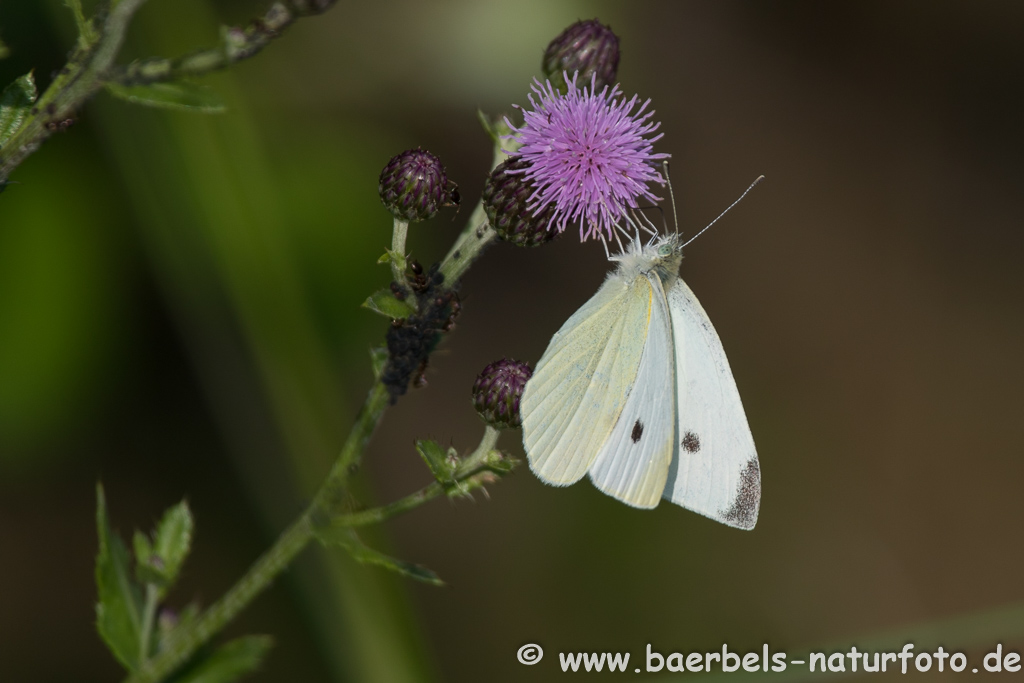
[[472, 358, 532, 429], [505, 73, 669, 241], [482, 156, 561, 247], [378, 148, 456, 223], [542, 19, 620, 91]]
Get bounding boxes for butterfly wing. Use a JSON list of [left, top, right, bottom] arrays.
[[664, 277, 761, 529], [522, 273, 652, 486], [587, 272, 676, 509]]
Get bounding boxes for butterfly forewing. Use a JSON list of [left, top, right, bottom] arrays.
[[663, 278, 760, 529], [522, 274, 650, 486], [588, 272, 677, 508]]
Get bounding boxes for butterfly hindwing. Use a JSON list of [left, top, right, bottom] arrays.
[[588, 272, 676, 509], [522, 273, 651, 486], [663, 278, 760, 529]]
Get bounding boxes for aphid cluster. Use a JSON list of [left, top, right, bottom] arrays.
[[381, 260, 461, 403]]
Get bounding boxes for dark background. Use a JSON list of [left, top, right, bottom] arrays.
[[1, 1, 1022, 681]]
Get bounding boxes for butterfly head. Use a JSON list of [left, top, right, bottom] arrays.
[[611, 231, 683, 286]]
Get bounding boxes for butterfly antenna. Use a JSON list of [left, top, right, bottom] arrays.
[[600, 234, 612, 260], [681, 175, 764, 249], [664, 160, 680, 235]]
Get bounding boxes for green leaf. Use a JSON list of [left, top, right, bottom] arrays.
[[172, 635, 272, 683], [0, 72, 37, 149], [95, 484, 143, 671], [105, 82, 226, 113], [484, 449, 517, 474], [134, 500, 193, 594], [132, 531, 157, 583], [415, 439, 458, 484], [153, 500, 193, 583], [158, 602, 200, 650], [369, 346, 388, 381], [0, 38, 10, 60], [477, 109, 498, 144], [316, 528, 443, 586], [362, 288, 413, 319], [480, 112, 515, 151]]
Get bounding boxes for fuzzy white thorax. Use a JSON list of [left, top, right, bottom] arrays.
[[607, 232, 683, 290]]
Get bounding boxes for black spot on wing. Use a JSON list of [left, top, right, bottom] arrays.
[[631, 419, 644, 443], [681, 431, 700, 453], [721, 458, 761, 529]]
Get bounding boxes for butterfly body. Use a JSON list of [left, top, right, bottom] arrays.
[[521, 233, 761, 529]]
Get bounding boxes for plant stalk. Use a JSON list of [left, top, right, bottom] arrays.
[[121, 125, 515, 683], [126, 515, 314, 683], [335, 426, 501, 527]]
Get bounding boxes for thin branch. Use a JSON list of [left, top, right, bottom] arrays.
[[123, 405, 510, 683], [0, 0, 339, 185], [332, 426, 505, 527], [112, 0, 337, 86], [124, 515, 315, 683], [118, 114, 514, 683]]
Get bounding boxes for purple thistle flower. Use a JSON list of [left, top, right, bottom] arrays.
[[505, 72, 670, 241]]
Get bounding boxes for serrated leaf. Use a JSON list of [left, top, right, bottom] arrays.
[[159, 602, 199, 651], [133, 530, 163, 585], [362, 289, 413, 319], [134, 500, 193, 593], [133, 530, 153, 561], [484, 449, 517, 474], [105, 82, 226, 113], [172, 635, 272, 683], [415, 439, 458, 484], [96, 484, 143, 671], [369, 346, 388, 380], [0, 72, 37, 148], [316, 528, 443, 586], [153, 500, 193, 584]]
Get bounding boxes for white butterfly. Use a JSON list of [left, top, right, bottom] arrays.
[[520, 219, 760, 529]]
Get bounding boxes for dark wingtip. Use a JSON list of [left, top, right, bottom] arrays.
[[721, 458, 761, 530]]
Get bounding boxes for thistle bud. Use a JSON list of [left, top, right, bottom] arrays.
[[482, 156, 559, 247], [378, 148, 455, 222], [472, 358, 532, 429], [542, 19, 620, 91]]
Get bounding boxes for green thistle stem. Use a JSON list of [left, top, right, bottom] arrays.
[[121, 123, 515, 683], [439, 200, 496, 285], [112, 0, 338, 86], [125, 382, 390, 683], [126, 515, 315, 683], [438, 117, 520, 284], [124, 392, 505, 683], [390, 217, 410, 289], [310, 381, 390, 516], [333, 426, 501, 527]]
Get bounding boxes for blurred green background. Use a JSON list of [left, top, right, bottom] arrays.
[[1, 1, 1023, 681]]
